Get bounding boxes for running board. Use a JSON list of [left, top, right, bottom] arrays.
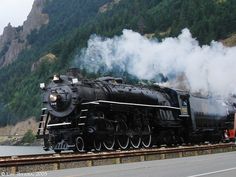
[[47, 122, 71, 127]]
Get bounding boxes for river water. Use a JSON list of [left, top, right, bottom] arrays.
[[0, 146, 53, 156]]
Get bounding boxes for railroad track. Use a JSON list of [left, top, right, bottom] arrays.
[[0, 143, 236, 174]]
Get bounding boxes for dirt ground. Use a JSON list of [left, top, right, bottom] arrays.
[[0, 117, 38, 136], [0, 118, 39, 145]]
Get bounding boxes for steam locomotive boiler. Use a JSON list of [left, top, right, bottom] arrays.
[[37, 70, 235, 153]]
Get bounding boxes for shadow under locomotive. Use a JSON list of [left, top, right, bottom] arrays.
[[37, 70, 236, 153]]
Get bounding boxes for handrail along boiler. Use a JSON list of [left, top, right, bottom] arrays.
[[37, 70, 235, 152]]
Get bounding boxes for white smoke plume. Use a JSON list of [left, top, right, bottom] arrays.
[[74, 29, 236, 97]]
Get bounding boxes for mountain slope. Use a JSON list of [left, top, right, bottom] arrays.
[[0, 0, 48, 68], [0, 0, 236, 126]]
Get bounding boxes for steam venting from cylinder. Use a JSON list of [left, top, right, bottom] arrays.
[[73, 28, 236, 97]]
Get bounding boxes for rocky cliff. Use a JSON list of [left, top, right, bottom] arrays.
[[0, 0, 49, 68], [99, 0, 121, 13]]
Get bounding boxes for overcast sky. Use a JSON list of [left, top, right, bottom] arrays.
[[0, 0, 34, 35]]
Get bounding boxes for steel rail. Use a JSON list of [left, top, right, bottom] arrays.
[[0, 143, 235, 167]]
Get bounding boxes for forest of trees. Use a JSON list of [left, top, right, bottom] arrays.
[[0, 0, 236, 126]]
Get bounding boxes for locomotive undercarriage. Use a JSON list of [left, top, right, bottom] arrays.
[[41, 101, 228, 153], [39, 103, 230, 153], [42, 102, 186, 153], [187, 128, 225, 145]]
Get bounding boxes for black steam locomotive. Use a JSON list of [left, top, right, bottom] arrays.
[[37, 70, 235, 153]]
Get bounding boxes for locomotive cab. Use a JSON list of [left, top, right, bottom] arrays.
[[178, 95, 190, 117], [170, 89, 191, 121]]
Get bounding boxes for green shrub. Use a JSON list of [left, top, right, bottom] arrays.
[[21, 130, 36, 144]]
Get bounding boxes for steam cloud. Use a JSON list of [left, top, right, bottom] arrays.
[[74, 29, 236, 97]]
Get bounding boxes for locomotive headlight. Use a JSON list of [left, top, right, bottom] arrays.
[[49, 94, 58, 102]]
